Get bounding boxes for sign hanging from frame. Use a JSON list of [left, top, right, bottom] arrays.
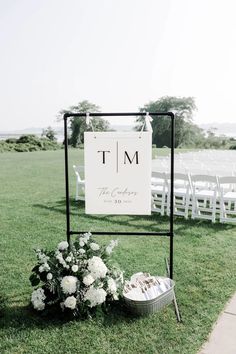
[[84, 131, 152, 215]]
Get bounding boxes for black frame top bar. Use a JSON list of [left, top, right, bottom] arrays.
[[64, 112, 174, 118], [63, 111, 175, 278]]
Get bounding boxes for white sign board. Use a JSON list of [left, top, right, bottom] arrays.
[[84, 131, 152, 215]]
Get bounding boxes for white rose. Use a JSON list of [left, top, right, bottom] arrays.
[[64, 296, 77, 309], [79, 248, 85, 254], [66, 256, 72, 262], [61, 276, 77, 294], [72, 265, 79, 272], [90, 243, 100, 251], [83, 274, 95, 286], [47, 273, 53, 280], [39, 265, 44, 273], [58, 241, 69, 251]]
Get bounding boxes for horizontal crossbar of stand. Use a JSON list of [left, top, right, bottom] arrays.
[[69, 231, 173, 237], [64, 112, 174, 118]]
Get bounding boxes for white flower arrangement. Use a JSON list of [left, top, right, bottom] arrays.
[[29, 233, 123, 318]]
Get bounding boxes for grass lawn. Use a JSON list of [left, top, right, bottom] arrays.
[[0, 149, 236, 354]]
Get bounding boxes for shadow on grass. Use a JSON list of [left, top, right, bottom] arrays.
[[0, 300, 138, 331], [33, 198, 235, 236]]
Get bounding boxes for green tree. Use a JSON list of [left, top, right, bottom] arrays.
[[41, 126, 57, 141], [59, 100, 110, 147], [178, 121, 205, 148], [137, 96, 198, 147]]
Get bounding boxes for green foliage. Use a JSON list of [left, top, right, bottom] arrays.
[[0, 134, 62, 153], [41, 126, 57, 141], [17, 134, 41, 145], [137, 97, 234, 149], [0, 141, 16, 152], [197, 129, 232, 149], [229, 144, 236, 150], [29, 273, 40, 287], [14, 143, 32, 152], [137, 96, 198, 148], [41, 138, 62, 151], [59, 100, 110, 147], [5, 137, 17, 144]]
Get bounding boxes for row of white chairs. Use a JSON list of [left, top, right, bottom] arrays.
[[152, 150, 236, 177], [151, 172, 236, 223], [73, 166, 236, 223]]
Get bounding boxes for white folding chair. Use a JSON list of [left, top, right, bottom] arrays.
[[191, 175, 219, 223], [151, 172, 168, 215], [73, 165, 85, 201], [219, 176, 236, 223], [166, 173, 192, 219]]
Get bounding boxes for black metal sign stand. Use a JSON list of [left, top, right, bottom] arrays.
[[63, 112, 180, 321]]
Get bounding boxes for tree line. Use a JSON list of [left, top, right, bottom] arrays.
[[59, 97, 236, 149]]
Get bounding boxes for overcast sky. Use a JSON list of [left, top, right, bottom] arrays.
[[0, 0, 236, 131]]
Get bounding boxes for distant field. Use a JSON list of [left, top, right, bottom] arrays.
[[0, 149, 236, 354]]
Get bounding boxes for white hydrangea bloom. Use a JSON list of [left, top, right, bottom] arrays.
[[90, 243, 100, 251], [64, 296, 77, 309], [72, 264, 79, 273], [107, 278, 117, 294], [84, 287, 106, 307], [87, 256, 108, 279], [61, 276, 77, 294], [31, 288, 46, 311], [58, 241, 69, 251], [83, 274, 95, 286]]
